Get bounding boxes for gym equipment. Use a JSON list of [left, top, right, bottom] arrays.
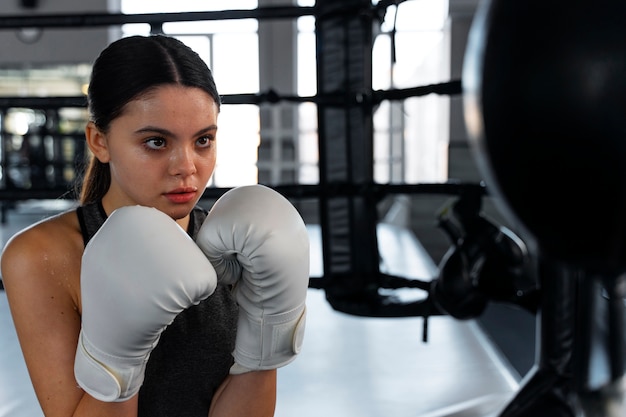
[[463, 0, 626, 415]]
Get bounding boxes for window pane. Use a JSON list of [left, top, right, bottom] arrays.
[[213, 33, 259, 94], [164, 19, 258, 34], [122, 1, 257, 14], [395, 0, 449, 31], [213, 104, 260, 187], [297, 31, 316, 96], [372, 0, 450, 184]]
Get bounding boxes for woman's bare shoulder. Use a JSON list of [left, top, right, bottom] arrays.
[[3, 209, 82, 257], [1, 209, 84, 301]]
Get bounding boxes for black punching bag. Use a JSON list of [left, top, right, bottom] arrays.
[[463, 0, 626, 274]]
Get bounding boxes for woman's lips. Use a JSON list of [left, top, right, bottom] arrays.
[[164, 188, 197, 204]]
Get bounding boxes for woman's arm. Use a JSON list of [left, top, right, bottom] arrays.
[[209, 370, 277, 417], [1, 223, 138, 417]]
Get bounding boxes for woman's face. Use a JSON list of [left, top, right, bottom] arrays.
[[90, 84, 219, 220]]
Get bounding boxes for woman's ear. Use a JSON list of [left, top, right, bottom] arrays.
[[85, 121, 111, 163]]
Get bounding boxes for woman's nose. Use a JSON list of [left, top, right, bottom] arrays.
[[169, 146, 197, 177]]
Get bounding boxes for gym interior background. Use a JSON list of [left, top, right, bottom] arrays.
[[0, 0, 538, 416]]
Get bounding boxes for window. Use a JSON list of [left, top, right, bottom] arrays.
[[372, 0, 450, 184], [295, 0, 450, 185]]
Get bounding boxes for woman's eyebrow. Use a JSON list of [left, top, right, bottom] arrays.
[[194, 125, 218, 136], [134, 126, 172, 136], [134, 125, 217, 137]]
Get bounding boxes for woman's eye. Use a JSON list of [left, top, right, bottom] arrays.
[[145, 137, 166, 150], [197, 135, 214, 148]]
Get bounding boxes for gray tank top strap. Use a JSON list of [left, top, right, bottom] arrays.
[[188, 205, 208, 240], [76, 201, 108, 246]]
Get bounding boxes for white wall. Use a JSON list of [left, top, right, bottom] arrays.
[[0, 0, 120, 65]]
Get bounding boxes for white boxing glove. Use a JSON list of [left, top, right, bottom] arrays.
[[74, 206, 217, 402], [196, 185, 309, 373]]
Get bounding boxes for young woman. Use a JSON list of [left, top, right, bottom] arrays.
[[1, 35, 277, 417]]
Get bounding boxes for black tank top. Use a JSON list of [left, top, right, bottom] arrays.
[[77, 202, 238, 417]]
